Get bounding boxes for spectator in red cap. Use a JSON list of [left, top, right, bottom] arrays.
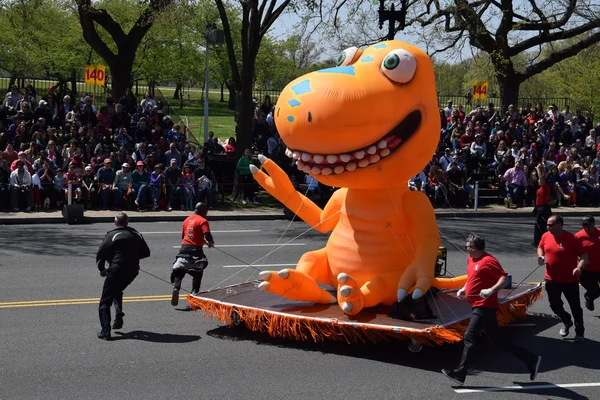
[[132, 161, 149, 210]]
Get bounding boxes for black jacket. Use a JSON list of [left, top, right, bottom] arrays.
[[96, 226, 151, 271]]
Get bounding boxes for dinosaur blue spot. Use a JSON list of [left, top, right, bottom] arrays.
[[287, 116, 295, 122], [288, 99, 301, 108], [373, 43, 387, 49], [317, 66, 356, 76], [361, 56, 374, 63], [291, 80, 311, 95]]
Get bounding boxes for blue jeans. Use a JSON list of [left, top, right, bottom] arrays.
[[167, 185, 180, 207], [149, 185, 160, 208], [506, 184, 521, 202], [99, 185, 111, 209], [131, 184, 148, 207], [113, 187, 127, 208], [195, 187, 214, 208]]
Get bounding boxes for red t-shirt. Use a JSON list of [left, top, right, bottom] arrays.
[[181, 214, 210, 247], [575, 228, 600, 272], [465, 253, 507, 308], [535, 184, 550, 206], [539, 231, 585, 282]]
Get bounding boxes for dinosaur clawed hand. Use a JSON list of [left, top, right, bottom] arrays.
[[336, 273, 365, 315], [396, 267, 431, 302]]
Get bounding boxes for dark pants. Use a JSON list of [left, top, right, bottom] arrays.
[[580, 270, 600, 302], [172, 269, 204, 292], [240, 174, 254, 202], [98, 267, 139, 334], [455, 307, 536, 377], [545, 279, 584, 336], [533, 205, 551, 246]]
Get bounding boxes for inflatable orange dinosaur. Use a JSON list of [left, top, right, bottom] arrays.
[[250, 40, 467, 315]]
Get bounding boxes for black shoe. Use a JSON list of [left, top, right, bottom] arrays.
[[97, 331, 112, 341], [528, 356, 541, 381], [441, 368, 465, 386], [171, 288, 179, 306], [112, 316, 123, 330], [585, 298, 595, 311]]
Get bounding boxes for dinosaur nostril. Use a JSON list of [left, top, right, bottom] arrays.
[[308, 111, 312, 123], [277, 108, 280, 118]]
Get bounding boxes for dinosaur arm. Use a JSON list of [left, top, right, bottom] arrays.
[[250, 156, 341, 233]]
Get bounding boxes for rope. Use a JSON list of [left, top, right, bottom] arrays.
[[138, 267, 190, 294]]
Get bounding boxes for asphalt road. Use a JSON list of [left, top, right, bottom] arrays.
[[1, 217, 599, 400]]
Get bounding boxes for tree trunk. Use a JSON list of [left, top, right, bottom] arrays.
[[227, 86, 236, 110], [8, 76, 16, 90], [109, 59, 134, 99], [173, 82, 182, 99], [236, 78, 255, 157], [220, 82, 225, 102], [497, 74, 521, 114], [70, 70, 78, 99]]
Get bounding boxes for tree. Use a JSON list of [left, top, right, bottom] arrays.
[[74, 0, 174, 99], [326, 0, 600, 112], [214, 0, 294, 156]]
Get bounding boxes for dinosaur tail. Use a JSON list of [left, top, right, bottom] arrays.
[[432, 275, 468, 290]]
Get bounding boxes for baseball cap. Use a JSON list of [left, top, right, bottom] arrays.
[[85, 166, 92, 171], [170, 158, 177, 164], [18, 151, 25, 156], [444, 148, 451, 152], [122, 163, 130, 168], [582, 216, 595, 224], [573, 164, 582, 169], [136, 161, 144, 166], [104, 158, 111, 164]]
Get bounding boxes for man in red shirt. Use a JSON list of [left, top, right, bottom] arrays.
[[575, 216, 600, 311], [538, 214, 588, 341], [533, 163, 551, 246], [442, 234, 541, 386], [170, 202, 215, 306]]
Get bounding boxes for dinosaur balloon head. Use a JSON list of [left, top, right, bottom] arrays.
[[274, 40, 439, 190]]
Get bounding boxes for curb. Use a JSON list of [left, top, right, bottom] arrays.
[[0, 213, 287, 225], [0, 209, 595, 225]]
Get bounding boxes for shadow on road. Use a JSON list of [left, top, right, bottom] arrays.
[[113, 330, 201, 343], [205, 312, 597, 398]]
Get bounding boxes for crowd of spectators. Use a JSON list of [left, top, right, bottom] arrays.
[[409, 100, 600, 209], [0, 84, 261, 212]]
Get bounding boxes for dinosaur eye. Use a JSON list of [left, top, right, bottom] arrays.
[[336, 47, 362, 67], [381, 49, 416, 84]]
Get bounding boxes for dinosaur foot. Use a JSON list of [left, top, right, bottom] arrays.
[[258, 269, 336, 304], [337, 273, 365, 316]]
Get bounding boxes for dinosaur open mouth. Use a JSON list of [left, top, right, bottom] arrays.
[[285, 110, 422, 175]]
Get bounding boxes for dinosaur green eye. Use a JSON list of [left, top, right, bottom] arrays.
[[383, 54, 400, 70], [380, 49, 417, 84], [335, 46, 362, 67]]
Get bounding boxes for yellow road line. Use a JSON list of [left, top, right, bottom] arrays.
[[0, 295, 181, 309]]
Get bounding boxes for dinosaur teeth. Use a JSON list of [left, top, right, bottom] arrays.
[[334, 165, 345, 174], [326, 155, 338, 164], [285, 148, 293, 158], [377, 140, 387, 149], [321, 167, 333, 175], [297, 160, 305, 169], [313, 155, 324, 164], [302, 165, 312, 173], [346, 162, 357, 171], [354, 150, 365, 159], [340, 154, 351, 163], [301, 153, 312, 162], [369, 154, 380, 163], [357, 159, 370, 168], [380, 148, 391, 157], [292, 152, 300, 159], [367, 145, 377, 155], [311, 166, 322, 175]]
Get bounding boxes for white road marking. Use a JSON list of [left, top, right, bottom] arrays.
[[222, 263, 297, 268], [173, 243, 305, 248], [141, 230, 261, 234], [454, 382, 600, 394]]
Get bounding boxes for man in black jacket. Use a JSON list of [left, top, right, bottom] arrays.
[[96, 212, 151, 340]]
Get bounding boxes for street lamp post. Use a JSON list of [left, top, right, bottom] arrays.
[[378, 0, 408, 40], [203, 24, 224, 144]]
